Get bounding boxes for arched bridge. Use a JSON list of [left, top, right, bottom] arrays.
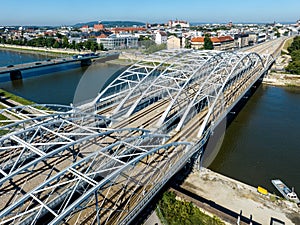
[[0, 38, 285, 224]]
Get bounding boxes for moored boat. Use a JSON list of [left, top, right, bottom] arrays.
[[271, 179, 300, 204]]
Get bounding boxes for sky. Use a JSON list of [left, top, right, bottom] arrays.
[[1, 0, 299, 26]]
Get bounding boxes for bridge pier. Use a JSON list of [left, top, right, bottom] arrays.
[[10, 70, 22, 80], [80, 59, 92, 67], [191, 148, 204, 172]]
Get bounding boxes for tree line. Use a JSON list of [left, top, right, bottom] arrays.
[[156, 191, 225, 225], [285, 36, 300, 75], [0, 36, 103, 52]]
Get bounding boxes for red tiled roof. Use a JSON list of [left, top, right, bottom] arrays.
[[210, 37, 220, 43], [111, 27, 146, 33], [217, 36, 234, 42], [191, 37, 204, 42], [94, 24, 105, 30], [97, 34, 108, 38], [191, 36, 233, 43]]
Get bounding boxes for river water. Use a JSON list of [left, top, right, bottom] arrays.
[[0, 49, 124, 105], [0, 49, 299, 194], [209, 85, 300, 193]]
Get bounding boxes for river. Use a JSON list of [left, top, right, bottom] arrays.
[[209, 85, 300, 193], [1, 49, 299, 194], [0, 49, 125, 105]]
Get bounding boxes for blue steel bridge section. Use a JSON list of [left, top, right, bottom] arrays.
[[0, 38, 284, 225]]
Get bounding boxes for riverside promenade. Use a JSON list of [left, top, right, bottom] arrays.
[[176, 168, 299, 225], [0, 43, 91, 55]]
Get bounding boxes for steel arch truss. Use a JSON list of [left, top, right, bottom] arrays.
[[96, 50, 265, 135], [110, 50, 220, 121], [0, 112, 113, 179], [0, 48, 271, 225], [0, 104, 77, 134], [93, 49, 191, 114], [193, 52, 264, 138], [0, 131, 192, 225]]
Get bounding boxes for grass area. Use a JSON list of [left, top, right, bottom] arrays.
[[157, 191, 225, 225], [282, 38, 294, 52], [0, 88, 35, 105], [0, 114, 8, 122], [0, 114, 10, 135], [0, 45, 73, 57]]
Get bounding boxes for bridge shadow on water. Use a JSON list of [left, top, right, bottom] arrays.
[[225, 75, 264, 128]]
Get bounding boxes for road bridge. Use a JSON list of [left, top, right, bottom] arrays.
[[0, 38, 286, 224], [0, 52, 119, 81]]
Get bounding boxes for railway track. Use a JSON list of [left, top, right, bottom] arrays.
[[0, 43, 286, 224]]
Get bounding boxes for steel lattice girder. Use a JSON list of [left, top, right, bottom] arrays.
[[0, 125, 148, 182], [0, 111, 125, 207], [114, 50, 218, 120], [195, 52, 264, 138], [96, 50, 265, 135], [92, 49, 191, 113], [0, 133, 186, 225], [48, 141, 192, 225], [0, 110, 149, 183], [0, 47, 281, 225], [0, 104, 79, 134]]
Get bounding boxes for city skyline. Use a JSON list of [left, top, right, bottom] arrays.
[[1, 0, 300, 26]]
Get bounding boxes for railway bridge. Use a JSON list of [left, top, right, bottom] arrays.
[[0, 38, 286, 224]]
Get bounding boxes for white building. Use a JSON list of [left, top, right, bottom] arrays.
[[257, 33, 267, 43], [155, 31, 167, 45], [167, 35, 186, 49], [168, 20, 190, 28], [96, 35, 138, 50]]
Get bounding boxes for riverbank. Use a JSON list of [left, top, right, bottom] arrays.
[[263, 73, 300, 87], [0, 43, 91, 57], [0, 88, 35, 106], [0, 88, 36, 128], [178, 168, 299, 225]]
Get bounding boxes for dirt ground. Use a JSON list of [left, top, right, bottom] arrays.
[[263, 73, 300, 87], [180, 168, 300, 225]]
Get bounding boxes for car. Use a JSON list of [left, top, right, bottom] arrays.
[[7, 64, 14, 68]]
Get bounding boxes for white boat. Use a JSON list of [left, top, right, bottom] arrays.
[[271, 179, 300, 204]]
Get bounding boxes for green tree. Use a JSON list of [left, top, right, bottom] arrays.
[[46, 37, 55, 47], [203, 34, 213, 50], [53, 41, 60, 48], [70, 40, 76, 50], [99, 43, 104, 51], [56, 33, 63, 39], [75, 42, 83, 51], [185, 38, 191, 49], [90, 42, 98, 52], [285, 36, 300, 74], [83, 40, 92, 50], [157, 191, 225, 225], [62, 36, 69, 48]]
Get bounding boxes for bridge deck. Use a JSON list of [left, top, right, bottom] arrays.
[[0, 38, 287, 225], [0, 54, 101, 75]]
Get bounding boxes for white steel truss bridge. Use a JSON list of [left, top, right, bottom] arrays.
[[0, 38, 285, 225]]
